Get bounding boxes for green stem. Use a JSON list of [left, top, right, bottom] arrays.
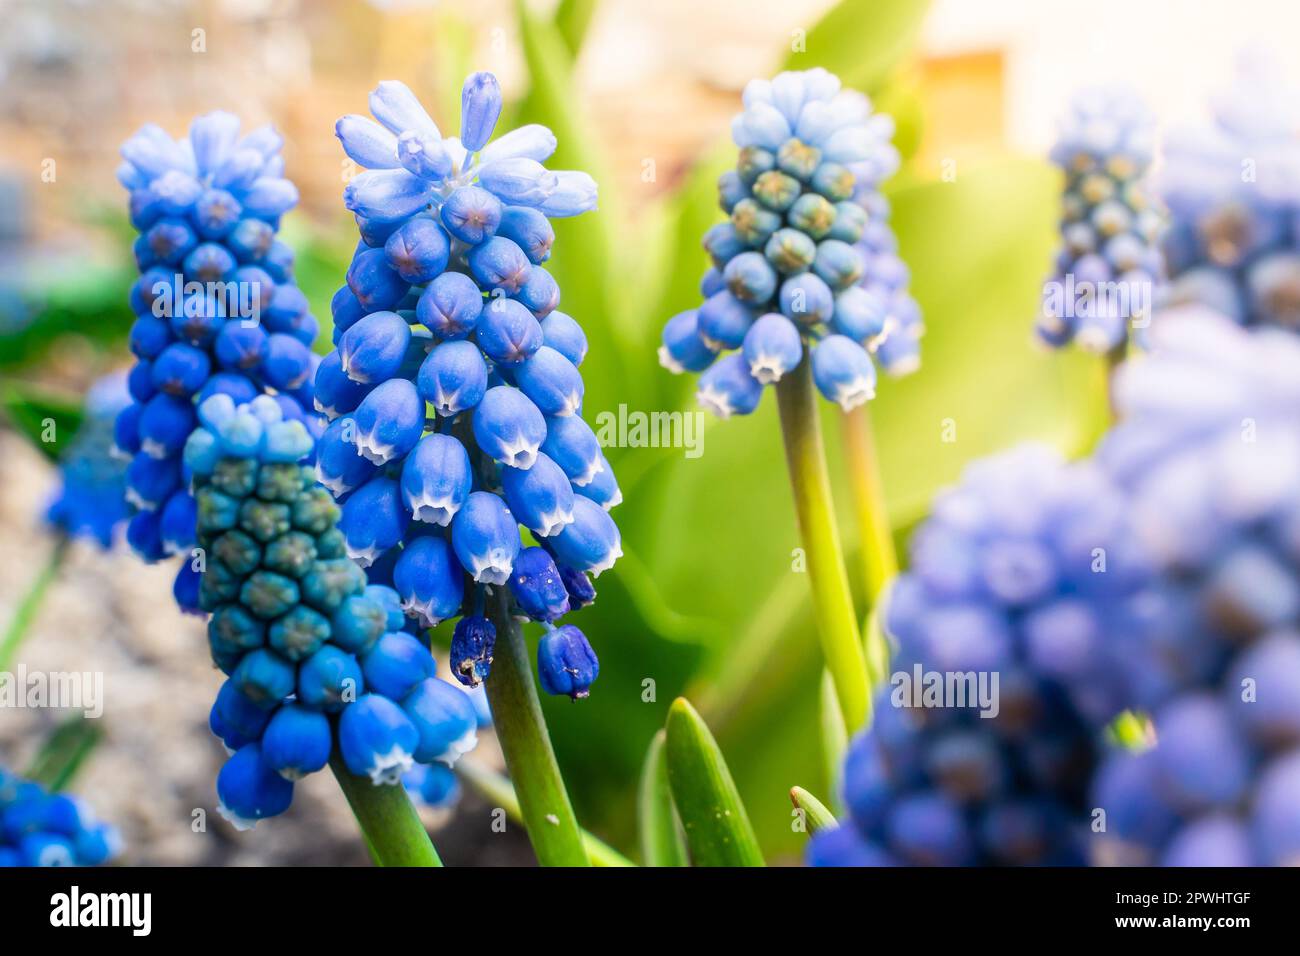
[[457, 758, 633, 867], [841, 403, 896, 683], [483, 587, 590, 866], [0, 536, 68, 671], [775, 358, 870, 733], [329, 754, 442, 866], [842, 404, 898, 602]]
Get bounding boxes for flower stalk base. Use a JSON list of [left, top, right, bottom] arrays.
[[775, 358, 870, 732], [329, 754, 442, 867], [483, 587, 590, 866]]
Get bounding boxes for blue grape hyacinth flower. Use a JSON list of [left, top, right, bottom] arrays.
[[1159, 55, 1300, 330], [1091, 310, 1300, 865], [114, 111, 322, 609], [320, 73, 620, 699], [45, 372, 132, 548], [809, 445, 1149, 866], [659, 68, 922, 416], [1036, 87, 1165, 353], [0, 767, 120, 867], [187, 395, 479, 827]]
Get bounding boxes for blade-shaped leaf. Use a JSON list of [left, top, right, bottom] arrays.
[[637, 729, 688, 866], [790, 786, 837, 835], [555, 0, 599, 55], [25, 714, 102, 792], [664, 697, 764, 866]]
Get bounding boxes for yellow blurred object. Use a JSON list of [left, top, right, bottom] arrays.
[[913, 50, 1007, 173]]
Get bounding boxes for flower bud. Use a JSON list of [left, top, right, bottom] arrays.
[[451, 491, 521, 584], [500, 452, 575, 537], [472, 385, 546, 468], [450, 616, 496, 687], [509, 546, 571, 622], [549, 497, 622, 575], [742, 313, 802, 384], [217, 744, 294, 830], [811, 334, 876, 411], [461, 71, 504, 153], [261, 705, 332, 780], [392, 535, 464, 627], [696, 353, 763, 418], [537, 625, 599, 699], [338, 694, 419, 785], [402, 677, 479, 764]]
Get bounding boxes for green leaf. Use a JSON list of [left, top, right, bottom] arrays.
[[0, 539, 68, 673], [637, 729, 688, 866], [25, 713, 102, 792], [1, 382, 85, 462], [790, 786, 837, 835], [555, 0, 599, 55], [664, 697, 764, 866], [783, 0, 932, 93]]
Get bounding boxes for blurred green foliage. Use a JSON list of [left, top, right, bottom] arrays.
[[0, 0, 1105, 864]]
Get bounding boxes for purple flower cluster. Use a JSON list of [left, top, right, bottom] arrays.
[[815, 312, 1300, 867], [45, 373, 132, 548], [0, 767, 119, 867], [1036, 87, 1165, 353], [659, 68, 921, 417], [1160, 56, 1300, 330], [184, 395, 478, 827], [113, 112, 321, 608], [1092, 310, 1300, 865], [809, 445, 1147, 865], [316, 74, 618, 699]]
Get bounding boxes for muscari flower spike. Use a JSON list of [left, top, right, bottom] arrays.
[[321, 73, 620, 698], [1091, 309, 1300, 866], [113, 111, 323, 609], [1159, 54, 1300, 330], [1036, 87, 1165, 353], [659, 68, 922, 416], [0, 766, 120, 867], [187, 395, 479, 828], [809, 444, 1149, 866], [45, 372, 132, 548]]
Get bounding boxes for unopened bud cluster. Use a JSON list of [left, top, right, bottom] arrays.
[[1036, 88, 1164, 353], [0, 767, 119, 867], [185, 395, 478, 827], [113, 112, 321, 611], [659, 68, 921, 417]]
